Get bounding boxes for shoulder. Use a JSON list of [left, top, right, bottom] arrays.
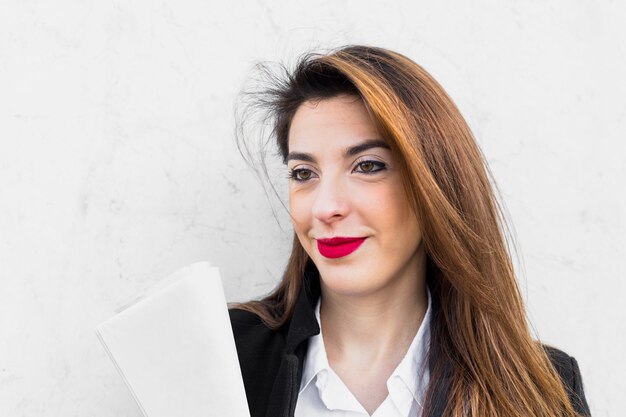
[[229, 307, 287, 342], [542, 344, 591, 416], [229, 307, 266, 332], [229, 307, 288, 356]]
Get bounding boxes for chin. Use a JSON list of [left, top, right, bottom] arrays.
[[317, 268, 380, 298]]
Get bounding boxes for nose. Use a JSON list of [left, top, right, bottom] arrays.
[[311, 175, 350, 224]]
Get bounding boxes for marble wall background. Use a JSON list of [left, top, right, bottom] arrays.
[[1, 0, 624, 415]]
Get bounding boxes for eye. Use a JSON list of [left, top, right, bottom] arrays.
[[288, 168, 317, 182], [354, 159, 386, 174]]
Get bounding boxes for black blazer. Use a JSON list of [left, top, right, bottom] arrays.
[[230, 264, 591, 417]]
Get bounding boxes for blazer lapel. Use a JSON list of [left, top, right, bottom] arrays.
[[424, 287, 453, 417], [425, 352, 452, 417], [265, 262, 321, 417]]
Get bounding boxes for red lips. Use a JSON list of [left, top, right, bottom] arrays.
[[317, 237, 367, 259]]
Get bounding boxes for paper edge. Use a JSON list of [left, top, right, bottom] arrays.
[[94, 327, 150, 417], [113, 261, 213, 314]]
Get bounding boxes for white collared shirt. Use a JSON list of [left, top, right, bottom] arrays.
[[295, 288, 432, 417]]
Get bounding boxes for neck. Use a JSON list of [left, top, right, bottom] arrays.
[[318, 253, 428, 363]]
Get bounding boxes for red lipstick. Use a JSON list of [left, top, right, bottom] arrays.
[[317, 237, 367, 259]]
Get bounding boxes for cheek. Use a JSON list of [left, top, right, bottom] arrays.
[[373, 183, 419, 236], [361, 182, 402, 217], [289, 191, 311, 231]]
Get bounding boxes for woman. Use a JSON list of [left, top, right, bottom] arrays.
[[229, 45, 590, 417]]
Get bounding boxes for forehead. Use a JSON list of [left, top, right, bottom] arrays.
[[288, 95, 383, 151]]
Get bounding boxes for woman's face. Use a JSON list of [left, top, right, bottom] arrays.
[[287, 95, 424, 298]]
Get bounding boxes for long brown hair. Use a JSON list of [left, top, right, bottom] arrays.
[[233, 45, 582, 417]]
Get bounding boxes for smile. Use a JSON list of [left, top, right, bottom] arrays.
[[316, 237, 367, 259]]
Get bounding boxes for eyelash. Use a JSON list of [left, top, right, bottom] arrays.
[[287, 159, 387, 183]]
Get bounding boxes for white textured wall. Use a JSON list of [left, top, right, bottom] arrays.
[[1, 1, 623, 415]]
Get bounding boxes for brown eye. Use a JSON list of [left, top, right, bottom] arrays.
[[288, 168, 316, 182], [298, 170, 312, 180], [354, 160, 386, 174], [360, 161, 375, 172]]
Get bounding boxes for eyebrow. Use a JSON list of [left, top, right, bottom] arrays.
[[286, 139, 391, 163]]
